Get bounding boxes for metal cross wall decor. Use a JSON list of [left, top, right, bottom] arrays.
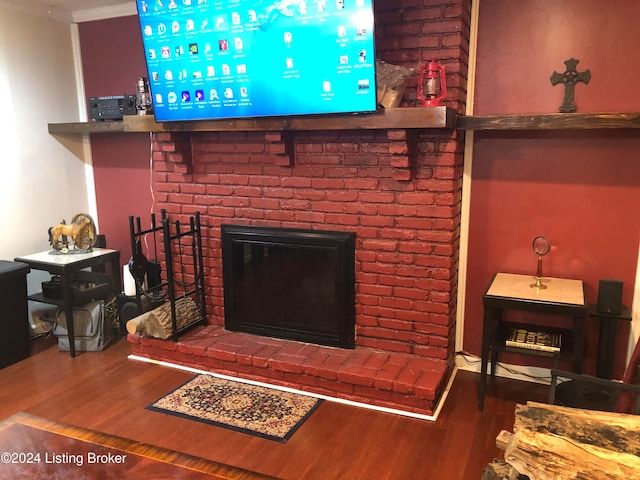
[[550, 58, 591, 113]]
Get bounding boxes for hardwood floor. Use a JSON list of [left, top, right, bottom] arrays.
[[0, 335, 550, 479], [0, 413, 277, 479]]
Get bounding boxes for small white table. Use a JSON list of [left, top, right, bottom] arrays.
[[15, 248, 121, 357]]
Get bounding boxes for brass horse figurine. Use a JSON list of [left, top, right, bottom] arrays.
[[48, 214, 96, 252]]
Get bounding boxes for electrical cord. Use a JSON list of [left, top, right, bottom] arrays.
[[456, 350, 553, 382]]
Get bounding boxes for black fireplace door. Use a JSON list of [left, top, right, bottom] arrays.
[[221, 225, 355, 348]]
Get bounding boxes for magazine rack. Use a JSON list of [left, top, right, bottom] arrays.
[[478, 272, 587, 411], [128, 210, 207, 340]]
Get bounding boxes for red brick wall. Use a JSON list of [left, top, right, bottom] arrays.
[[375, 0, 470, 111], [146, 0, 471, 365], [152, 122, 464, 364], [82, 0, 470, 371]]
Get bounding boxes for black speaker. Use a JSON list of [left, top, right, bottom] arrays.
[[116, 293, 139, 335], [597, 279, 623, 315]]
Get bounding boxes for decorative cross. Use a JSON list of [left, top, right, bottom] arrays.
[[550, 58, 591, 113]]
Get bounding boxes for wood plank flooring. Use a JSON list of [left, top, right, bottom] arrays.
[[0, 336, 549, 479], [0, 412, 277, 479]]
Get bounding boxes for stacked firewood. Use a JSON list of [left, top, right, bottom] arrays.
[[126, 296, 201, 339], [485, 401, 640, 479]]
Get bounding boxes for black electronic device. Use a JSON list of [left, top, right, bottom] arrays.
[[597, 279, 623, 315], [116, 293, 139, 335], [88, 95, 136, 121]]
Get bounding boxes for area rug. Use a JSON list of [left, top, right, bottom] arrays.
[[146, 374, 323, 442]]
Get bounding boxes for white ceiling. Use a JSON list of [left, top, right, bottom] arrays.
[[0, 0, 137, 22]]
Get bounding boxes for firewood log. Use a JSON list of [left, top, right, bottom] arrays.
[[126, 297, 201, 339], [504, 427, 640, 480], [498, 401, 640, 480], [481, 459, 522, 480], [515, 402, 640, 456], [125, 311, 153, 335]]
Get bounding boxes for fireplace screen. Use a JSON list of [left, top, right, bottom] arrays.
[[221, 225, 355, 348]]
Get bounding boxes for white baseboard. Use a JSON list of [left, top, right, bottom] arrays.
[[455, 352, 553, 385], [128, 354, 448, 422]]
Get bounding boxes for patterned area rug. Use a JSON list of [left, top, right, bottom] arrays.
[[147, 374, 323, 442]]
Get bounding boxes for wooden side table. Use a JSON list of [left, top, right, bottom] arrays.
[[479, 272, 587, 411], [14, 248, 121, 358]]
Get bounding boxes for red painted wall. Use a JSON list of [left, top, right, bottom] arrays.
[[465, 0, 640, 378], [79, 17, 154, 260]]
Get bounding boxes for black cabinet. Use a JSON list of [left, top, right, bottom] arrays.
[[0, 261, 31, 368]]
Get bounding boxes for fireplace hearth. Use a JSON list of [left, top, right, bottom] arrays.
[[221, 225, 356, 348]]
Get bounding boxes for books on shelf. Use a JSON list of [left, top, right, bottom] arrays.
[[506, 328, 561, 353]]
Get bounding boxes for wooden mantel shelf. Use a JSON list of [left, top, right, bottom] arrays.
[[48, 106, 456, 135], [48, 120, 125, 135], [126, 106, 457, 132], [47, 109, 640, 135], [457, 111, 640, 130]]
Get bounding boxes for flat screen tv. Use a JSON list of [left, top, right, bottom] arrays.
[[135, 0, 377, 122]]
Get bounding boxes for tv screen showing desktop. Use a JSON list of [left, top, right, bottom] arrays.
[[135, 0, 377, 122]]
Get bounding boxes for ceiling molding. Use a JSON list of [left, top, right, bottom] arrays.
[[0, 1, 70, 22], [71, 2, 137, 23], [0, 1, 136, 23]]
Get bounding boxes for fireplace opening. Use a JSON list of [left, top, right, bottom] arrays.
[[221, 225, 355, 348]]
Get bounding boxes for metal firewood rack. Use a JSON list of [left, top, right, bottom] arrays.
[[128, 210, 206, 340]]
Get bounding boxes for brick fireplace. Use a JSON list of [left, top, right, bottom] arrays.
[[128, 0, 470, 416]]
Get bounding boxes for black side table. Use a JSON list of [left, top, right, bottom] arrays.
[[479, 272, 587, 411], [14, 248, 121, 358], [590, 303, 632, 379]]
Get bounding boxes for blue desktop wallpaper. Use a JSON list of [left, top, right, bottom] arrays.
[[136, 0, 377, 121]]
